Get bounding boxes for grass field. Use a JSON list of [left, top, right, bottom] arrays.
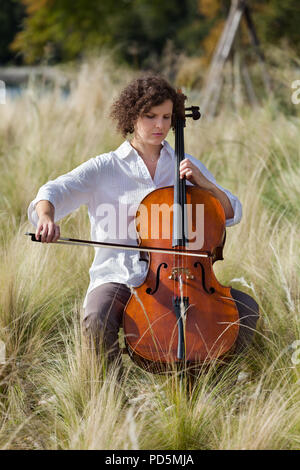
[[0, 54, 300, 450]]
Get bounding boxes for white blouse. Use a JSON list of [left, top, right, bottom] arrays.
[[28, 140, 242, 312]]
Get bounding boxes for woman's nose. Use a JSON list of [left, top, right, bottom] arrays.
[[155, 119, 163, 129]]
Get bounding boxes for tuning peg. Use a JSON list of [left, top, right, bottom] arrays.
[[185, 106, 201, 120]]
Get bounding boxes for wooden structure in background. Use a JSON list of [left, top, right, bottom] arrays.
[[201, 0, 271, 117]]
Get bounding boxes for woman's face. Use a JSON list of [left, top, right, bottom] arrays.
[[133, 99, 173, 146]]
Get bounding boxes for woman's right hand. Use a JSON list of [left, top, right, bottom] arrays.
[[35, 200, 60, 243], [35, 215, 60, 243]]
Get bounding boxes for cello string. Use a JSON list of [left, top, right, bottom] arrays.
[[179, 118, 183, 308], [183, 131, 187, 361], [175, 113, 180, 307], [174, 111, 180, 356], [179, 116, 186, 361]]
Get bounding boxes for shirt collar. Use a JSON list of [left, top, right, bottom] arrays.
[[114, 139, 174, 160]]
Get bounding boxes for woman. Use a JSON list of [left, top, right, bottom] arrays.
[[28, 75, 259, 369]]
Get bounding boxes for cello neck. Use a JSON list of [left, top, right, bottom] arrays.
[[173, 113, 187, 248], [172, 101, 201, 249]]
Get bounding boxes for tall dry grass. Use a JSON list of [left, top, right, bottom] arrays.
[[0, 53, 299, 449]]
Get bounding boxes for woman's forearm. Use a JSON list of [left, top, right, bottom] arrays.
[[36, 200, 55, 220], [206, 183, 234, 220]]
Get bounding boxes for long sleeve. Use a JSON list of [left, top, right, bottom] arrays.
[[28, 157, 100, 227], [187, 154, 242, 227]]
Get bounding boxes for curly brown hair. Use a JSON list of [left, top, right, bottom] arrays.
[[110, 75, 186, 137]]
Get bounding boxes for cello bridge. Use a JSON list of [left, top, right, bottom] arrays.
[[168, 267, 195, 280]]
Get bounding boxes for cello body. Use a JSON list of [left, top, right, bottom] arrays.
[[123, 186, 239, 372]]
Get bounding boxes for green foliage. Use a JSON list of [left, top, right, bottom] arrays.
[[10, 0, 206, 66], [10, 0, 126, 64], [253, 0, 300, 51], [2, 0, 300, 66]]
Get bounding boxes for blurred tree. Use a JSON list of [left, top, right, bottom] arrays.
[[5, 0, 300, 66], [10, 0, 124, 64], [198, 0, 229, 62], [253, 0, 300, 51], [198, 0, 300, 60], [0, 0, 26, 64], [10, 0, 206, 65], [112, 0, 207, 66]]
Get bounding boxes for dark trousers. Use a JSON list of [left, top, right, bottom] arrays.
[[82, 282, 259, 364]]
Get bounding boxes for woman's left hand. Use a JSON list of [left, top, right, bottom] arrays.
[[179, 158, 234, 219], [179, 159, 213, 190]]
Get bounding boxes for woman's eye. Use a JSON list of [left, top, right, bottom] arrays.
[[145, 115, 171, 119]]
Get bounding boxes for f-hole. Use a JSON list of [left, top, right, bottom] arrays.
[[146, 263, 168, 295], [194, 261, 215, 294]]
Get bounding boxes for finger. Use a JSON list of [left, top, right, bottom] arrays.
[[180, 169, 192, 179], [41, 225, 48, 243], [46, 223, 55, 243], [35, 224, 43, 241], [180, 163, 193, 173], [53, 225, 60, 243], [180, 160, 189, 169]]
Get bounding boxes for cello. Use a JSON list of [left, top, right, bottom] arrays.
[[26, 98, 239, 374], [122, 99, 239, 373]]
